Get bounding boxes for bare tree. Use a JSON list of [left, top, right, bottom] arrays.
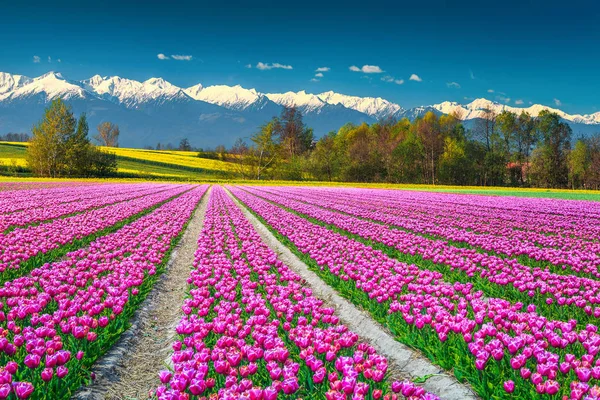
[[230, 138, 251, 179], [95, 122, 120, 147], [474, 108, 497, 151]]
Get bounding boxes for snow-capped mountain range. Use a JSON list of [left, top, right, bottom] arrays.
[[0, 71, 598, 148]]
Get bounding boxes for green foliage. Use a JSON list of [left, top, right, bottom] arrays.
[[568, 140, 589, 189], [26, 99, 117, 177], [250, 120, 279, 180], [438, 136, 470, 185], [529, 110, 572, 187], [27, 99, 76, 177]]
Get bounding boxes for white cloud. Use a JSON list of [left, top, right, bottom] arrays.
[[310, 78, 320, 82], [48, 56, 52, 63], [157, 53, 169, 60], [315, 67, 330, 72], [469, 69, 475, 80], [245, 64, 252, 68], [554, 98, 562, 106], [361, 65, 383, 73], [57, 59, 61, 63], [515, 99, 524, 105], [409, 74, 422, 82], [256, 62, 293, 70], [33, 56, 40, 63], [447, 82, 461, 89], [382, 76, 404, 85], [487, 89, 494, 93], [497, 96, 511, 103], [171, 55, 193, 61], [349, 65, 383, 73], [315, 72, 324, 78]]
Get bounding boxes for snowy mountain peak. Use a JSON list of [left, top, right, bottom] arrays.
[[36, 71, 67, 81], [431, 98, 600, 125], [0, 72, 32, 95], [82, 75, 187, 107], [143, 77, 172, 89], [1, 71, 88, 102], [185, 83, 203, 98], [317, 91, 403, 119], [266, 90, 326, 112], [185, 84, 266, 110], [85, 74, 106, 87]]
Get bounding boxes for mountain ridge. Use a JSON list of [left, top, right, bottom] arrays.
[[0, 71, 598, 148]]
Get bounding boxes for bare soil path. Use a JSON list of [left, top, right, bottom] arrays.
[[74, 187, 211, 400]]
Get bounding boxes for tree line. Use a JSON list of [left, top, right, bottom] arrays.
[[0, 132, 29, 142], [27, 99, 119, 177], [227, 106, 600, 189]]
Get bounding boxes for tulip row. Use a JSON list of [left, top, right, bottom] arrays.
[[156, 186, 439, 400], [240, 185, 600, 326], [0, 182, 111, 215], [253, 186, 600, 278], [0, 181, 95, 197], [1, 183, 174, 232], [0, 184, 208, 399], [230, 186, 600, 400], [0, 184, 195, 284]]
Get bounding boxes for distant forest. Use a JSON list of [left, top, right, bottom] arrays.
[[220, 106, 600, 189]]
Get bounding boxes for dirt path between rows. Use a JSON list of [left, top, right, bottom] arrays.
[[226, 188, 478, 400], [74, 187, 211, 400]]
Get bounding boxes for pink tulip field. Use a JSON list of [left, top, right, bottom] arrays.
[[227, 185, 600, 400], [1, 181, 599, 400], [155, 186, 438, 400], [0, 182, 207, 399]]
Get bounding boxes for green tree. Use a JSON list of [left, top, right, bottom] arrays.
[[533, 110, 572, 187], [27, 98, 76, 177], [496, 110, 517, 156], [390, 131, 424, 183], [568, 139, 590, 189], [276, 107, 313, 159], [309, 132, 342, 181], [65, 113, 93, 176], [415, 112, 442, 184], [87, 149, 117, 177], [438, 136, 470, 185], [250, 121, 280, 180]]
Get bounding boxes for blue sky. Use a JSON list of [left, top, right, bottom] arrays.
[[1, 0, 599, 114]]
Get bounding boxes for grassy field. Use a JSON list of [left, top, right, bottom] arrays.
[[0, 142, 237, 180], [0, 142, 27, 167], [2, 141, 600, 200]]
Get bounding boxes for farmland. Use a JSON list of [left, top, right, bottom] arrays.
[[0, 143, 236, 180], [0, 182, 599, 399]]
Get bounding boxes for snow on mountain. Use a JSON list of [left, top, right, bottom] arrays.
[[0, 72, 89, 102], [433, 98, 600, 125], [184, 83, 203, 99], [317, 91, 403, 119], [0, 73, 32, 95], [185, 84, 268, 110], [84, 75, 189, 108], [265, 90, 328, 113]]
